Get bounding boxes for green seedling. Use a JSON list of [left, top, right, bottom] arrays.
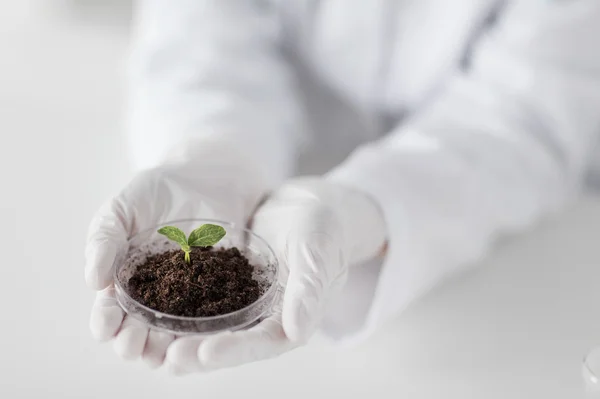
[[157, 224, 226, 264]]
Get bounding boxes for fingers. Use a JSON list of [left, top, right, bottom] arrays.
[[253, 200, 347, 343], [90, 288, 172, 368], [113, 316, 150, 360], [165, 298, 294, 372], [165, 336, 205, 374], [165, 320, 289, 373], [198, 314, 296, 370], [87, 202, 150, 364], [282, 233, 345, 341], [164, 360, 189, 376], [85, 199, 128, 290], [142, 330, 175, 369], [89, 285, 125, 342], [85, 241, 118, 290], [283, 206, 347, 342]]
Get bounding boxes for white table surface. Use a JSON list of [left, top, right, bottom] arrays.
[[2, 2, 600, 398]]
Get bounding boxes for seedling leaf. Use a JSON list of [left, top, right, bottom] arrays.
[[157, 224, 226, 264], [157, 226, 188, 248], [188, 224, 226, 247]]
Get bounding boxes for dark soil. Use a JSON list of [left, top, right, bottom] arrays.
[[127, 246, 263, 317]]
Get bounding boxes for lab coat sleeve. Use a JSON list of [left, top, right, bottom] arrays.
[[126, 0, 303, 184], [327, 1, 600, 338]]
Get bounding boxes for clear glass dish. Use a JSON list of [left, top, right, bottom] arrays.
[[113, 219, 280, 335]]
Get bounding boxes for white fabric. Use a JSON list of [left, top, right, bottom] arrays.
[[126, 0, 303, 181], [118, 0, 600, 347]]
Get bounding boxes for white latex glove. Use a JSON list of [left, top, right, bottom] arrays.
[[166, 177, 387, 372], [85, 138, 270, 369]]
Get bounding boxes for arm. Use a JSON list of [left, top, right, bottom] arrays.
[[86, 1, 305, 363], [147, 1, 600, 371], [126, 0, 303, 184], [328, 0, 600, 330]]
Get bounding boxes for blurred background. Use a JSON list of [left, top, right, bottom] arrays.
[[1, 1, 600, 398]]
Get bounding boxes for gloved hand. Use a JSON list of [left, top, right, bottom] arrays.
[[85, 138, 270, 369], [165, 177, 387, 372]]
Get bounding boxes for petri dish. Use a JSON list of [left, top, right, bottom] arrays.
[[113, 219, 280, 335]]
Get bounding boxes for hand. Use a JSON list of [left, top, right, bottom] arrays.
[[85, 138, 269, 369], [165, 177, 387, 372]]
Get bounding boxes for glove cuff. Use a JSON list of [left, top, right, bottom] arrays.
[[158, 136, 277, 218]]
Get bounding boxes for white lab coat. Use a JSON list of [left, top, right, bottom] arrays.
[[126, 0, 600, 341]]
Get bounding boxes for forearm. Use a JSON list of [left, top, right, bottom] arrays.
[[126, 0, 304, 186], [327, 0, 600, 330]]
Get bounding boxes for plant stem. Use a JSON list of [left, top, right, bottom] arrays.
[[184, 251, 191, 264]]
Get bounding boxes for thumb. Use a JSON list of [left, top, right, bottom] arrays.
[[85, 199, 129, 290], [281, 206, 347, 342]]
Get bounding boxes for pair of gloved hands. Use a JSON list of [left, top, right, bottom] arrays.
[[85, 138, 387, 374]]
